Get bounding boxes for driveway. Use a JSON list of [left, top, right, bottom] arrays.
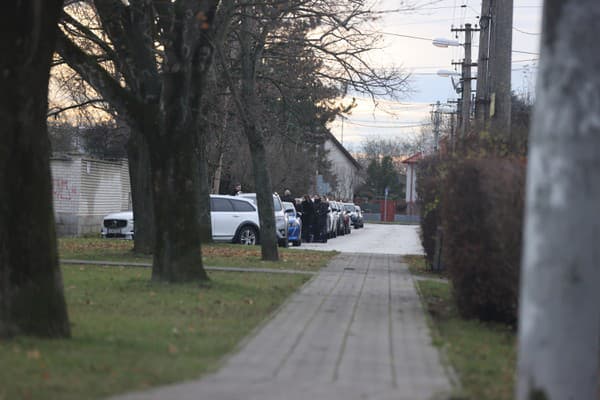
[[296, 223, 424, 255]]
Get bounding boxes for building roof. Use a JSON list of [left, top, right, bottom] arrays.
[[325, 132, 362, 170], [402, 152, 423, 164]]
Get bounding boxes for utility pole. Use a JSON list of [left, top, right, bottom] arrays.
[[475, 0, 492, 128], [340, 115, 344, 144], [487, 0, 513, 138], [432, 101, 441, 152], [452, 23, 476, 142], [447, 99, 459, 154]]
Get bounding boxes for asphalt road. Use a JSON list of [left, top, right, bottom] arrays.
[[295, 223, 424, 255]]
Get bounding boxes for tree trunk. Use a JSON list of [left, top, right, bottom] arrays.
[[196, 130, 213, 243], [127, 128, 155, 254], [516, 1, 600, 399], [0, 0, 70, 338], [149, 66, 208, 282], [237, 8, 279, 261], [246, 126, 279, 261]]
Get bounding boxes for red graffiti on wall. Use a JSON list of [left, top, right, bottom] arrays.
[[53, 178, 78, 201]]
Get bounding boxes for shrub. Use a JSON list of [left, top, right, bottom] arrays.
[[416, 155, 446, 266], [440, 158, 525, 324]]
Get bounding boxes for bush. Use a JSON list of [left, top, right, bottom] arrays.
[[416, 155, 446, 266], [440, 158, 525, 324]]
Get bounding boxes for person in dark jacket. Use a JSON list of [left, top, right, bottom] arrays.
[[300, 194, 314, 242], [230, 183, 242, 196], [312, 195, 329, 243], [281, 189, 294, 204]]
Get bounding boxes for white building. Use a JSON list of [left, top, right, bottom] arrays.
[[318, 133, 361, 200], [402, 152, 423, 216], [51, 155, 131, 236]]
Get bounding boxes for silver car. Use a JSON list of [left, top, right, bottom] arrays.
[[237, 193, 289, 247], [101, 195, 260, 245]]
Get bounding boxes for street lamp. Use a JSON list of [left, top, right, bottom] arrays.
[[432, 37, 461, 48], [436, 69, 461, 78]]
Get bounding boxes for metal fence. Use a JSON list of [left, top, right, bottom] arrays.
[[363, 213, 420, 224]]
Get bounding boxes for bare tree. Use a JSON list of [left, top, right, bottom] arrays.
[[56, 1, 228, 282], [219, 0, 411, 260], [516, 1, 600, 399], [0, 0, 70, 338]]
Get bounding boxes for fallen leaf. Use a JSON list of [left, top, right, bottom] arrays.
[[168, 344, 178, 354], [244, 298, 254, 305], [26, 349, 41, 360]]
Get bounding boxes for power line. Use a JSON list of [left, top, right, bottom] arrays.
[[344, 121, 432, 129], [513, 26, 541, 35], [380, 32, 433, 41], [513, 49, 540, 55]]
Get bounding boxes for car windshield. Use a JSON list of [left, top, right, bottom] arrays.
[[273, 196, 282, 211], [239, 194, 283, 211], [344, 205, 354, 212]]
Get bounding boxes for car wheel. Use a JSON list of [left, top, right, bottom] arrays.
[[278, 237, 289, 248], [237, 226, 258, 245], [293, 237, 302, 247]]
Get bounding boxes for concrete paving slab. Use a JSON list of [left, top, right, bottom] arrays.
[[112, 253, 454, 400]]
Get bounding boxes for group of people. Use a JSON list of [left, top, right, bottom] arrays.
[[230, 185, 334, 243], [296, 194, 332, 243]]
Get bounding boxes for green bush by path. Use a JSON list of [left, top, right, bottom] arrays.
[[0, 265, 309, 400], [441, 158, 524, 324], [417, 280, 517, 400]]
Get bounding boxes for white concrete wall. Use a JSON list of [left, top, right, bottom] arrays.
[[51, 158, 81, 214], [79, 158, 130, 216], [405, 164, 418, 204], [51, 156, 130, 236], [324, 140, 359, 200]]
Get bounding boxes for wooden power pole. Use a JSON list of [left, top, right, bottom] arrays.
[[475, 0, 492, 128], [452, 23, 476, 141], [487, 0, 513, 137]]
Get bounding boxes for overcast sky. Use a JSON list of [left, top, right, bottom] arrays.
[[330, 0, 544, 152]]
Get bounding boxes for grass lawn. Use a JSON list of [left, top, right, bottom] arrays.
[[416, 280, 517, 400], [59, 238, 336, 272], [0, 265, 312, 400], [403, 254, 448, 279]]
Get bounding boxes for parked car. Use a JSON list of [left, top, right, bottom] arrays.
[[210, 195, 260, 244], [326, 200, 338, 239], [343, 202, 361, 229], [101, 195, 260, 245], [282, 201, 302, 246], [336, 201, 351, 235], [237, 192, 289, 247], [330, 201, 344, 236], [101, 211, 134, 240], [352, 205, 364, 228]]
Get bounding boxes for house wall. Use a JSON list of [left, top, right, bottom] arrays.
[[405, 164, 418, 215], [323, 140, 359, 200], [51, 158, 82, 236], [51, 156, 131, 236]]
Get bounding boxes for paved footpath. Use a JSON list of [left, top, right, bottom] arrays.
[[114, 253, 454, 400]]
